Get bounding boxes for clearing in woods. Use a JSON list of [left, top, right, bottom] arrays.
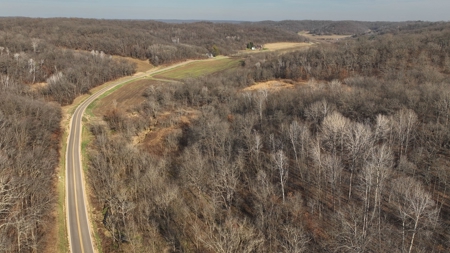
[[93, 56, 242, 117], [92, 79, 159, 116], [264, 42, 312, 51], [299, 31, 352, 42], [153, 57, 241, 80], [112, 55, 154, 72], [243, 80, 307, 92]]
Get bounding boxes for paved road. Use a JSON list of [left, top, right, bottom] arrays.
[[65, 68, 156, 252], [65, 60, 204, 253]]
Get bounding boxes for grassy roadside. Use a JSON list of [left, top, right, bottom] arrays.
[[81, 120, 104, 253], [79, 81, 136, 253], [57, 124, 69, 253]]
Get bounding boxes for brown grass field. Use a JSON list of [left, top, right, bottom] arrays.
[[243, 79, 307, 92], [92, 79, 158, 116], [264, 42, 312, 51], [299, 31, 352, 42], [112, 55, 154, 72]]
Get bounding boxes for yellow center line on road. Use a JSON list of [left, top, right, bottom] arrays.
[[73, 113, 86, 253], [66, 59, 215, 253]]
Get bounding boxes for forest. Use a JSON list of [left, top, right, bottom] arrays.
[[87, 21, 450, 252], [0, 18, 305, 66], [0, 17, 450, 252], [248, 20, 432, 35], [0, 17, 305, 252]]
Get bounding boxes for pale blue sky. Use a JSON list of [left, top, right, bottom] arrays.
[[0, 0, 448, 21]]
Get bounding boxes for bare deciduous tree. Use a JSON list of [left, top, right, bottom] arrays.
[[392, 176, 438, 253], [272, 150, 288, 203], [281, 224, 309, 253], [392, 109, 418, 156], [344, 122, 372, 199], [374, 114, 391, 143], [199, 217, 264, 253], [321, 111, 350, 156], [305, 99, 334, 125], [31, 38, 39, 53], [323, 154, 343, 211]]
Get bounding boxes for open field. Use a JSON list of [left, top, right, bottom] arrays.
[[153, 57, 241, 80], [238, 42, 313, 55], [264, 42, 312, 51], [112, 55, 154, 72], [299, 31, 352, 42], [243, 79, 307, 92], [92, 79, 161, 116]]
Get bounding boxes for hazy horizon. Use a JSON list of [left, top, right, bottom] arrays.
[[0, 0, 449, 22]]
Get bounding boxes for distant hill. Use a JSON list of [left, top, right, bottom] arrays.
[[155, 19, 244, 24], [248, 20, 431, 35], [310, 21, 369, 35]]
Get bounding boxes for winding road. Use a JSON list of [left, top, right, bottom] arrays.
[[65, 60, 208, 252], [65, 44, 311, 252], [65, 75, 144, 253]]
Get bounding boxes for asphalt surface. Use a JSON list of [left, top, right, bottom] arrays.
[[65, 73, 148, 253]]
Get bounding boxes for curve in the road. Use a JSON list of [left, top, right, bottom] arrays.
[[65, 71, 151, 252], [65, 59, 205, 253]]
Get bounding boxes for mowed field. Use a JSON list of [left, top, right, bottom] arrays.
[[264, 42, 312, 51], [153, 57, 241, 80], [299, 31, 352, 42]]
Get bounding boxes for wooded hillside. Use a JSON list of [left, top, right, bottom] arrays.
[[1, 17, 450, 252], [86, 22, 450, 252], [0, 18, 305, 66], [250, 20, 429, 35]]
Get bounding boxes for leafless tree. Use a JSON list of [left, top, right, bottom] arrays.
[[28, 58, 36, 84], [256, 89, 268, 124], [272, 150, 288, 203], [321, 111, 350, 156], [281, 224, 309, 253], [199, 217, 264, 253], [335, 204, 371, 253], [309, 137, 325, 217], [392, 109, 418, 156], [323, 153, 343, 212], [250, 131, 263, 171], [344, 122, 372, 199], [305, 99, 334, 125], [392, 176, 438, 253], [374, 114, 392, 143], [213, 155, 241, 210], [31, 38, 39, 53], [367, 144, 392, 249], [436, 90, 450, 127], [288, 120, 301, 165]]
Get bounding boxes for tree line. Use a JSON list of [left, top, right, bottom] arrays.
[[0, 18, 306, 66], [247, 26, 450, 84]]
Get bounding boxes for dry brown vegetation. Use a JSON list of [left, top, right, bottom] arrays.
[[264, 42, 313, 51], [2, 16, 450, 253], [86, 22, 450, 253], [242, 79, 302, 92], [298, 31, 352, 43], [112, 56, 154, 73], [92, 79, 156, 116]]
